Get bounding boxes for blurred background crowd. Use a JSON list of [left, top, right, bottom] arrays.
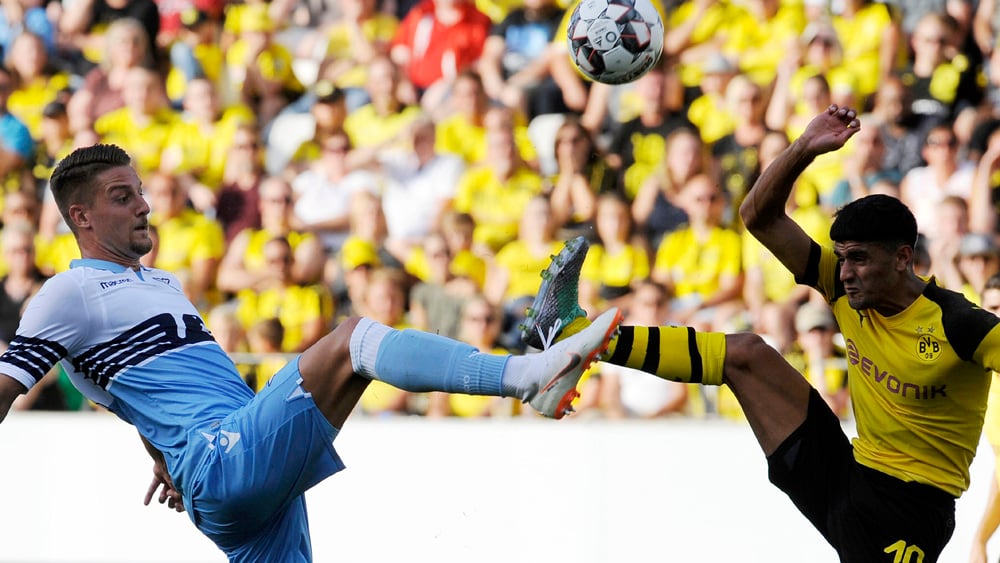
[[3, 0, 1000, 420]]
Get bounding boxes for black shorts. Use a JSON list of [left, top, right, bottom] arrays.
[[767, 389, 956, 563]]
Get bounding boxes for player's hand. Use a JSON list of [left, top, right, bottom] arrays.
[[799, 104, 861, 157], [144, 462, 185, 513]]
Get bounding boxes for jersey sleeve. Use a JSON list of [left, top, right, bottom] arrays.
[[0, 275, 88, 390]]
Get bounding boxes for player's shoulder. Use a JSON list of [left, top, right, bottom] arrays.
[[923, 280, 1000, 359]]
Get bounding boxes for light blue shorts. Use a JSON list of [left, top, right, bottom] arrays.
[[181, 357, 345, 562]]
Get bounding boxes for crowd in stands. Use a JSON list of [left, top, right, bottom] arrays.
[[5, 0, 1000, 420]]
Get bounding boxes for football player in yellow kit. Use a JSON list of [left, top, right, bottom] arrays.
[[523, 105, 1000, 562]]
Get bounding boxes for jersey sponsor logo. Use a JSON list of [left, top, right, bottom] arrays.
[[1, 336, 68, 383], [151, 276, 172, 286], [73, 313, 215, 388], [98, 277, 135, 290], [846, 338, 947, 400]]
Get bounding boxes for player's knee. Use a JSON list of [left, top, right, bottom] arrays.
[[725, 332, 781, 373]]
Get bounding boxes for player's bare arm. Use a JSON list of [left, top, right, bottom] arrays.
[[0, 374, 26, 424], [740, 104, 861, 279]]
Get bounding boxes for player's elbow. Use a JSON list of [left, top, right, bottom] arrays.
[[738, 197, 767, 233]]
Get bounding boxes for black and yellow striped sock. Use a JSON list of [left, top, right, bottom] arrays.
[[605, 326, 725, 385]]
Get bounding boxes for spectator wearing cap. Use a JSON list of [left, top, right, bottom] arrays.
[[722, 298, 848, 418], [316, 0, 399, 113], [332, 235, 381, 323], [958, 233, 1000, 302], [786, 301, 849, 419]]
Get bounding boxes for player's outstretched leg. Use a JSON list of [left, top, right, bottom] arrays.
[[519, 240, 729, 387], [520, 235, 591, 350], [350, 307, 623, 419]]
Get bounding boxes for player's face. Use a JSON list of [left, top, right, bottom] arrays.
[[83, 165, 153, 265], [835, 240, 906, 311]]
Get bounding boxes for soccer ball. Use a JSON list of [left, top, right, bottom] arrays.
[[567, 0, 664, 85]]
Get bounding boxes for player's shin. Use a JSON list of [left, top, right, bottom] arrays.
[[604, 326, 725, 385], [349, 318, 506, 396]]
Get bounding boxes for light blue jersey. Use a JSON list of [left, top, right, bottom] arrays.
[[0, 259, 344, 561], [0, 260, 253, 471]]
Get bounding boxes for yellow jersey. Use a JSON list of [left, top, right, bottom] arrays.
[[94, 107, 180, 175], [150, 208, 226, 272], [654, 226, 742, 299], [235, 284, 334, 352], [452, 166, 544, 253], [8, 72, 72, 138], [807, 243, 1000, 496], [494, 239, 565, 301]]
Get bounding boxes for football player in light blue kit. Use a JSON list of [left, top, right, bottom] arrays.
[[0, 145, 623, 562]]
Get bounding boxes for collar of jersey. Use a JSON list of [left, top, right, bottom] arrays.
[[70, 259, 149, 273]]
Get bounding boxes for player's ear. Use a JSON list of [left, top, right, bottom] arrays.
[[896, 244, 913, 272], [68, 203, 90, 229]]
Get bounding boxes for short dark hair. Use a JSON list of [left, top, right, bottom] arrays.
[[830, 194, 918, 250], [49, 144, 132, 233]]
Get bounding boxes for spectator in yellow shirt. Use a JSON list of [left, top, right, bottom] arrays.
[[93, 67, 179, 175], [451, 107, 545, 254], [234, 236, 334, 353], [653, 174, 744, 332], [317, 0, 399, 112], [146, 172, 226, 311], [224, 5, 304, 126]]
